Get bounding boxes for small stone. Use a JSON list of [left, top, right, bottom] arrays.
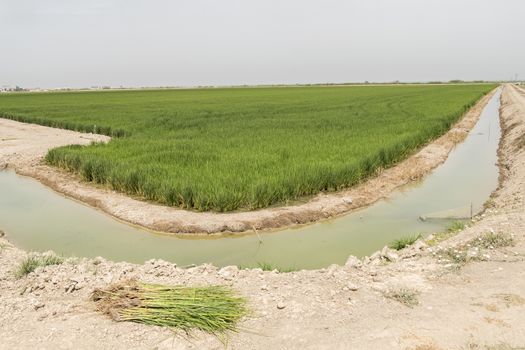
[[34, 302, 45, 310], [326, 264, 338, 276], [381, 246, 390, 256], [261, 285, 269, 291], [370, 251, 381, 261], [412, 240, 428, 251], [384, 250, 399, 262], [343, 197, 353, 204], [218, 266, 239, 280], [103, 273, 114, 284], [347, 283, 359, 291], [345, 256, 362, 268], [92, 257, 105, 265], [69, 275, 83, 284], [277, 302, 286, 310]]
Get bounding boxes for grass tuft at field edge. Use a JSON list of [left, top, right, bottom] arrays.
[[15, 254, 64, 278], [389, 234, 422, 250]]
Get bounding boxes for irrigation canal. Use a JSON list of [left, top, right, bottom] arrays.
[[0, 89, 502, 269]]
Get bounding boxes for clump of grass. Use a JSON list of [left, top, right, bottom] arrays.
[[257, 262, 296, 273], [92, 280, 247, 335], [426, 221, 466, 246], [389, 234, 422, 250], [447, 220, 466, 232], [257, 262, 274, 271], [472, 232, 515, 249], [383, 288, 420, 307], [15, 254, 64, 278]]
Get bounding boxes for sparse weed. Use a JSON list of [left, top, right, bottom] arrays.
[[426, 231, 456, 246], [472, 232, 515, 249], [384, 288, 420, 307], [434, 232, 515, 270], [443, 248, 470, 266], [389, 234, 422, 250], [426, 220, 466, 246], [257, 262, 296, 273]]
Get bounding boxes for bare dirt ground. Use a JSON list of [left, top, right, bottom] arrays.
[[0, 84, 524, 349], [0, 88, 496, 235]]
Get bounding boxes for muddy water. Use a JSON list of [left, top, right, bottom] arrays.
[[0, 90, 501, 269]]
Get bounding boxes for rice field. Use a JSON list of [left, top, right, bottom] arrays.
[[0, 84, 495, 211]]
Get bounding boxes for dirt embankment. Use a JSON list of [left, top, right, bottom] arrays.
[[0, 88, 497, 235], [0, 85, 525, 349]]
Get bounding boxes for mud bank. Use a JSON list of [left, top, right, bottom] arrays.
[[0, 89, 497, 235]]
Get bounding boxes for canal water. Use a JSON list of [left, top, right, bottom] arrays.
[[0, 90, 501, 269]]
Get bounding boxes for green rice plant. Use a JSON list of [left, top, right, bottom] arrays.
[[15, 254, 64, 278], [0, 84, 496, 212], [92, 280, 247, 335], [389, 233, 422, 250]]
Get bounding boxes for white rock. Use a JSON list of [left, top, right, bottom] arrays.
[[218, 265, 239, 280], [345, 256, 362, 268], [370, 251, 381, 261], [384, 250, 399, 262]]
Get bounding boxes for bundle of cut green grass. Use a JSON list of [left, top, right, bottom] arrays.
[[92, 280, 247, 334]]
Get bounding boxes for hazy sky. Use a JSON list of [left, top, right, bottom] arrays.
[[1, 0, 524, 88]]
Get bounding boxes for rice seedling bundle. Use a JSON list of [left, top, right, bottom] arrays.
[[92, 280, 247, 334]]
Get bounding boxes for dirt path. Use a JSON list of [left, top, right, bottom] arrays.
[[0, 84, 525, 349], [0, 88, 497, 235]]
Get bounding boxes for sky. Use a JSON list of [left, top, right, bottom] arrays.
[[1, 0, 524, 88]]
